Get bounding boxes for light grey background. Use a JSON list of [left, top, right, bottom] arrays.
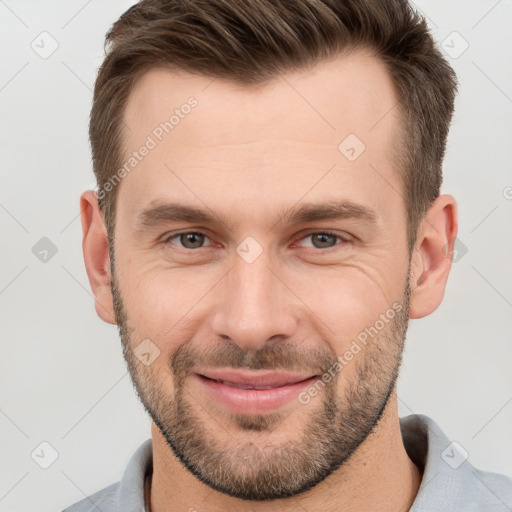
[[0, 1, 511, 511]]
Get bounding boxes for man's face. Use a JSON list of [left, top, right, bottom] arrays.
[[110, 50, 413, 500]]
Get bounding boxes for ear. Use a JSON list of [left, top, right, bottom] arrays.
[[408, 194, 458, 319], [80, 190, 116, 325]]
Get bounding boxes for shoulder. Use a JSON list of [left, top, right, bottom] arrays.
[[402, 414, 512, 511], [60, 438, 151, 512], [61, 481, 120, 512], [466, 466, 512, 510]]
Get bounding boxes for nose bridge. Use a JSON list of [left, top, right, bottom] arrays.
[[211, 249, 297, 351]]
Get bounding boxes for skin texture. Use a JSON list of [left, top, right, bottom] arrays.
[[81, 49, 458, 511]]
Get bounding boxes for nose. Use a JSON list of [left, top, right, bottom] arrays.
[[211, 251, 298, 352]]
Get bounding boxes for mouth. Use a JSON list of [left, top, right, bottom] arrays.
[[200, 377, 290, 390], [192, 369, 320, 414]]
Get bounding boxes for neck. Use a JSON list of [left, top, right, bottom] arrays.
[[148, 391, 422, 512]]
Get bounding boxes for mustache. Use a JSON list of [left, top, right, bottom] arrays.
[[170, 340, 339, 383]]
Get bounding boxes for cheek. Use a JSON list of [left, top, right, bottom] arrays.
[[289, 264, 402, 347], [120, 267, 218, 354], [117, 243, 407, 366]]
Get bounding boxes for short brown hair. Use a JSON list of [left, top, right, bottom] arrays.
[[90, 0, 457, 254]]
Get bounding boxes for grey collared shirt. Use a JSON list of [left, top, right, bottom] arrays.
[[61, 414, 512, 511]]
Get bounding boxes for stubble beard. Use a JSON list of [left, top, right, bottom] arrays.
[[110, 261, 411, 500]]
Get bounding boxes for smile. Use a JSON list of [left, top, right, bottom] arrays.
[[193, 369, 320, 414]]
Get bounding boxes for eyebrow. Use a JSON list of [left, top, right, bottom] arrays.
[[135, 200, 379, 233]]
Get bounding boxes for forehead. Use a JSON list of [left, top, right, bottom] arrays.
[[123, 49, 400, 145], [118, 50, 403, 227]]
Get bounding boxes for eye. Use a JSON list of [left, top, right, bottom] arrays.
[[298, 231, 349, 250], [162, 230, 350, 252], [164, 231, 211, 250]]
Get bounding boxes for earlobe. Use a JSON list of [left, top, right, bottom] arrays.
[[408, 195, 458, 319], [80, 190, 116, 325]]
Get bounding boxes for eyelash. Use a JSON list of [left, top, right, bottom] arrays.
[[162, 230, 350, 251]]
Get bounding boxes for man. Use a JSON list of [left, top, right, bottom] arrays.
[[64, 0, 512, 510]]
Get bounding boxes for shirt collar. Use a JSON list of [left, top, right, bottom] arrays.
[[117, 437, 152, 512], [402, 413, 509, 510]]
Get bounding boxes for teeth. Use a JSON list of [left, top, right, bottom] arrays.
[[218, 380, 275, 390]]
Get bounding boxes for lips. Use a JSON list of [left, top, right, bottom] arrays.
[[197, 369, 315, 389], [193, 369, 320, 414], [208, 380, 279, 390]]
